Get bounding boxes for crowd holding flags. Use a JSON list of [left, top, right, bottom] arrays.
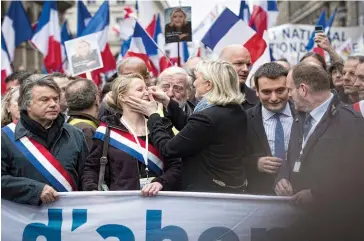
[[0, 0, 345, 91]]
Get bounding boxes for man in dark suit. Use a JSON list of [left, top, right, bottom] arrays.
[[219, 45, 259, 110], [276, 62, 364, 241], [245, 62, 293, 195]]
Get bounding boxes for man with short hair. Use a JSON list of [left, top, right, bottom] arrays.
[[219, 45, 259, 110], [117, 57, 150, 85], [66, 78, 100, 150], [245, 63, 293, 195], [4, 70, 32, 90], [274, 58, 291, 71], [276, 61, 364, 241], [49, 72, 70, 113], [1, 75, 88, 205], [342, 56, 361, 104]]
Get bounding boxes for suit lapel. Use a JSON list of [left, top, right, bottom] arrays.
[[251, 104, 272, 155]]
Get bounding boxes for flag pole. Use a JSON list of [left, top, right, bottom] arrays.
[[177, 40, 181, 66]]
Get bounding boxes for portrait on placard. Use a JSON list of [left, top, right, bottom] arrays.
[[164, 7, 192, 44], [65, 33, 103, 76]]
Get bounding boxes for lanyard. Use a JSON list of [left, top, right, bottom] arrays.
[[120, 117, 149, 176]]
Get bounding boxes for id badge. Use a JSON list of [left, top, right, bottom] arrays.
[[139, 177, 154, 189], [293, 161, 301, 173]]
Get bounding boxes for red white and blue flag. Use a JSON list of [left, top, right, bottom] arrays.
[[77, 0, 92, 37], [248, 0, 279, 36], [31, 1, 62, 73], [94, 124, 164, 175], [124, 21, 160, 76], [61, 20, 73, 73], [2, 123, 77, 192], [1, 33, 12, 94], [80, 1, 116, 84], [202, 8, 267, 64]]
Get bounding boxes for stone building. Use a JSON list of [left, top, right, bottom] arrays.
[[277, 1, 364, 27], [1, 1, 74, 72]]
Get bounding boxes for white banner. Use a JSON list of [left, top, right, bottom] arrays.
[[2, 191, 301, 241], [269, 24, 364, 64]]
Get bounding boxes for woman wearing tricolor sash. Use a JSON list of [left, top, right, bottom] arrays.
[[126, 60, 249, 193], [82, 74, 181, 195]]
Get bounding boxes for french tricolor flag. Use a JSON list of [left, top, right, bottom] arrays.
[[124, 21, 159, 76], [77, 0, 92, 37], [31, 1, 62, 73], [61, 21, 72, 73], [2, 1, 33, 62], [202, 8, 266, 64], [1, 33, 12, 95], [248, 0, 278, 36], [80, 1, 116, 75]]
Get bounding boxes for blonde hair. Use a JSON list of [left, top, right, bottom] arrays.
[[196, 60, 245, 105], [169, 8, 187, 26], [105, 73, 144, 113], [1, 86, 20, 126]]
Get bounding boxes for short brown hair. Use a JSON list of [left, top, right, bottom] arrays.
[[292, 62, 330, 93]]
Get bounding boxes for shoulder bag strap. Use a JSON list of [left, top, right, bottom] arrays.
[[98, 126, 110, 191]]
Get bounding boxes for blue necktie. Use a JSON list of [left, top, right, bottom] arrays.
[[303, 113, 313, 141], [274, 113, 285, 160]]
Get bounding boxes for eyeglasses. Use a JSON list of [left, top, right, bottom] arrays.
[[161, 84, 185, 93]]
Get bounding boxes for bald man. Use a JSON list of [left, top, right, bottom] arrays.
[[183, 56, 202, 70], [220, 45, 259, 110], [117, 57, 151, 85]]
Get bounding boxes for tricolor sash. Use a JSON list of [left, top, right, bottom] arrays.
[[94, 123, 164, 175], [2, 123, 77, 192]]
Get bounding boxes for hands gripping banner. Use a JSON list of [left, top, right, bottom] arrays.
[[2, 192, 301, 241]]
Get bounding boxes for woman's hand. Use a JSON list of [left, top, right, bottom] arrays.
[[148, 86, 170, 107], [126, 92, 158, 117], [141, 182, 163, 196]]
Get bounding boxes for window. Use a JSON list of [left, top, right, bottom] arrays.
[[116, 0, 126, 5], [87, 0, 96, 5]]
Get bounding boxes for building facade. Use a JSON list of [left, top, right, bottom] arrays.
[[1, 1, 74, 72], [277, 1, 364, 27]]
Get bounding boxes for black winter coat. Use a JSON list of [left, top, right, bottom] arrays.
[[148, 100, 249, 193]]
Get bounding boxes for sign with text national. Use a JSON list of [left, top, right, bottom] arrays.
[[2, 192, 300, 241]]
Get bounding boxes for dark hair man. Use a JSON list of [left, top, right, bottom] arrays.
[[1, 75, 88, 205], [66, 78, 100, 150], [245, 62, 292, 195]]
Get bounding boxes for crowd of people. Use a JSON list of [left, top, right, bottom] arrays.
[[1, 32, 364, 239]]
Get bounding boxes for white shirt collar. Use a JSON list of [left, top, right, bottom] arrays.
[[309, 93, 334, 123], [261, 103, 292, 121]]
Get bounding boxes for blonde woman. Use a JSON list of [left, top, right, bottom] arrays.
[[126, 60, 249, 193], [1, 86, 20, 127], [82, 74, 181, 195], [165, 8, 192, 43]]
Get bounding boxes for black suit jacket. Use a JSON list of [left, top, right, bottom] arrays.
[[147, 100, 248, 193], [241, 84, 259, 110], [245, 102, 295, 195], [278, 94, 364, 197]]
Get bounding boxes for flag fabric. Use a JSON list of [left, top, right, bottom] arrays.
[[124, 21, 159, 76], [61, 21, 72, 73], [31, 1, 62, 73], [325, 8, 337, 37], [81, 1, 116, 79], [1, 1, 33, 62], [305, 9, 326, 51], [165, 42, 189, 67], [248, 0, 279, 36], [77, 1, 92, 37], [1, 33, 12, 95], [201, 8, 267, 64], [239, 0, 251, 22], [112, 6, 136, 40], [154, 13, 171, 72], [146, 14, 157, 38]]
